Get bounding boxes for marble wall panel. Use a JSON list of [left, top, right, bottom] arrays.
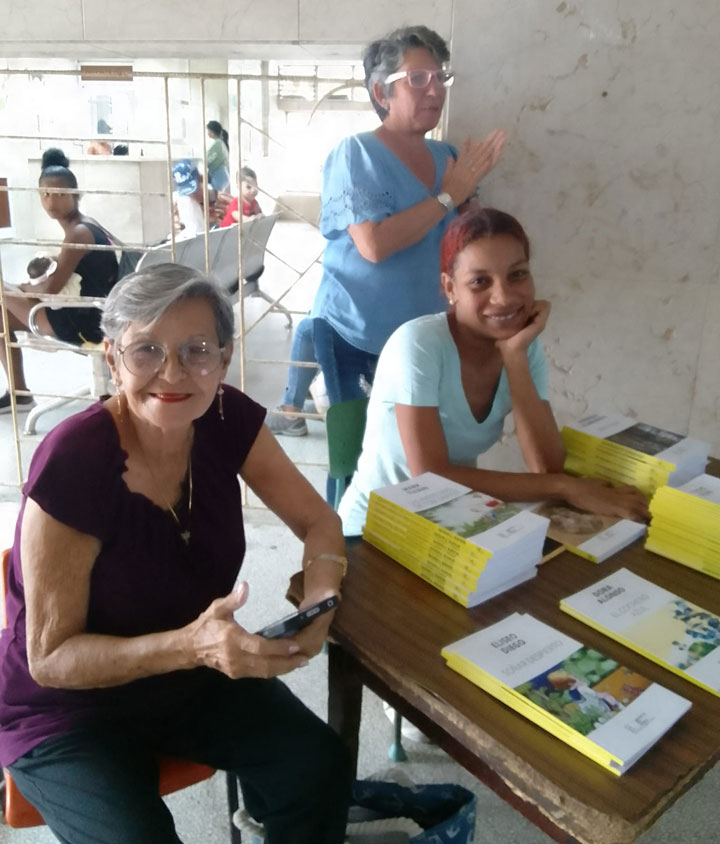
[[1, 0, 83, 41], [449, 0, 720, 452], [690, 282, 720, 446], [82, 0, 298, 43], [298, 0, 452, 43]]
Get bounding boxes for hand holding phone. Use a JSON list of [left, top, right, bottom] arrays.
[[256, 595, 339, 639]]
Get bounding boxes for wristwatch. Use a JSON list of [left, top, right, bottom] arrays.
[[435, 191, 454, 213]]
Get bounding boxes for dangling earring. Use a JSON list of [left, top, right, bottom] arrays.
[[217, 385, 224, 421], [114, 382, 124, 423]]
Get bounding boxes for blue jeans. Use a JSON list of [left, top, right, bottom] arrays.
[[282, 316, 318, 409], [209, 166, 231, 192], [311, 318, 378, 406], [312, 318, 378, 503]]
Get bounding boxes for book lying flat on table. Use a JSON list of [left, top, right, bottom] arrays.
[[442, 613, 690, 775], [561, 413, 709, 497], [561, 568, 720, 696], [646, 474, 720, 580], [363, 472, 549, 607], [532, 501, 646, 564]]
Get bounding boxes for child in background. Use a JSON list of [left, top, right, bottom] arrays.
[[26, 255, 82, 298], [220, 167, 263, 227], [6, 255, 82, 298]]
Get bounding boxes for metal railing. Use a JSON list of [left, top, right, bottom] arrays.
[[0, 64, 358, 492]]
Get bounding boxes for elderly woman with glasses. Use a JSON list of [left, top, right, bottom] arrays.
[[0, 264, 351, 844], [270, 26, 505, 440]]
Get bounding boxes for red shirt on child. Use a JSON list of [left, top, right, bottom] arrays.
[[220, 197, 262, 228]]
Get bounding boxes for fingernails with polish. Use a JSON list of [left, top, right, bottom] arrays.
[[299, 658, 309, 667], [288, 644, 300, 654]]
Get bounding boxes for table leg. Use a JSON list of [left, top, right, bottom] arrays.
[[327, 641, 363, 776]]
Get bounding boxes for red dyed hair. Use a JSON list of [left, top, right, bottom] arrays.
[[440, 208, 531, 276]]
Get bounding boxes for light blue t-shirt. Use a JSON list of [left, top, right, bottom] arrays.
[[338, 313, 550, 536], [311, 132, 456, 355]]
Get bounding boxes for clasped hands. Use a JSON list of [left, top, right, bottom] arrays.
[[185, 581, 336, 680], [443, 129, 507, 207]]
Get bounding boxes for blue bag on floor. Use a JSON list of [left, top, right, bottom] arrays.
[[350, 779, 476, 843], [234, 779, 476, 843]]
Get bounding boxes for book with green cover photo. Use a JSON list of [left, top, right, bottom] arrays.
[[420, 491, 522, 538], [442, 613, 691, 774]]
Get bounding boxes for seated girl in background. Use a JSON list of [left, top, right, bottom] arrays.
[[339, 208, 648, 536], [0, 148, 118, 414]]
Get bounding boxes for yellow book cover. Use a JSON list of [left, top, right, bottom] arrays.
[[650, 474, 720, 523], [561, 568, 720, 697], [562, 414, 709, 493], [442, 613, 691, 774], [369, 495, 493, 563], [361, 528, 473, 606], [364, 473, 549, 606], [365, 504, 491, 573]]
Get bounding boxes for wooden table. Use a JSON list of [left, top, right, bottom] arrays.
[[325, 466, 720, 844]]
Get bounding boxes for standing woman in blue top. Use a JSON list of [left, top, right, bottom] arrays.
[[339, 208, 649, 535], [309, 25, 506, 411]]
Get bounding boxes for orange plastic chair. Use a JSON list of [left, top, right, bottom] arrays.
[[1, 549, 242, 841]]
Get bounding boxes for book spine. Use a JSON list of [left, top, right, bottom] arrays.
[[362, 528, 472, 606]]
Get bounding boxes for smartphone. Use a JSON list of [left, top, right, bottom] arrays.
[[256, 595, 340, 639]]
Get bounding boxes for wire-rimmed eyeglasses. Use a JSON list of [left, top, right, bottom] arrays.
[[118, 340, 225, 377], [384, 68, 455, 89]]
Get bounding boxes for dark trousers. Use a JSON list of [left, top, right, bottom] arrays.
[[9, 673, 352, 844]]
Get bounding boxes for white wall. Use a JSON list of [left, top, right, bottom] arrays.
[[446, 0, 720, 460], [1, 0, 717, 454]]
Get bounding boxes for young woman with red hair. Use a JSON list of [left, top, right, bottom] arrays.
[[339, 207, 648, 536]]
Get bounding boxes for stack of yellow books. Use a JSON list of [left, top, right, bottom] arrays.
[[561, 413, 709, 497], [646, 474, 720, 579], [442, 613, 691, 775], [561, 568, 720, 696], [363, 472, 549, 607]]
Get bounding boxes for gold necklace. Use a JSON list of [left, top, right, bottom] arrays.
[[120, 397, 194, 544], [167, 460, 193, 545]]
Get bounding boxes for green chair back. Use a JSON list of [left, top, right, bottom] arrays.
[[325, 398, 370, 510]]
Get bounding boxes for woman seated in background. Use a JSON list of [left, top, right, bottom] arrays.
[[0, 264, 350, 843], [172, 159, 232, 237], [0, 148, 119, 414], [339, 208, 649, 536]]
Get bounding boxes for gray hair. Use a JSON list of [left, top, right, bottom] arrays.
[[101, 263, 235, 347], [363, 26, 450, 121]]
